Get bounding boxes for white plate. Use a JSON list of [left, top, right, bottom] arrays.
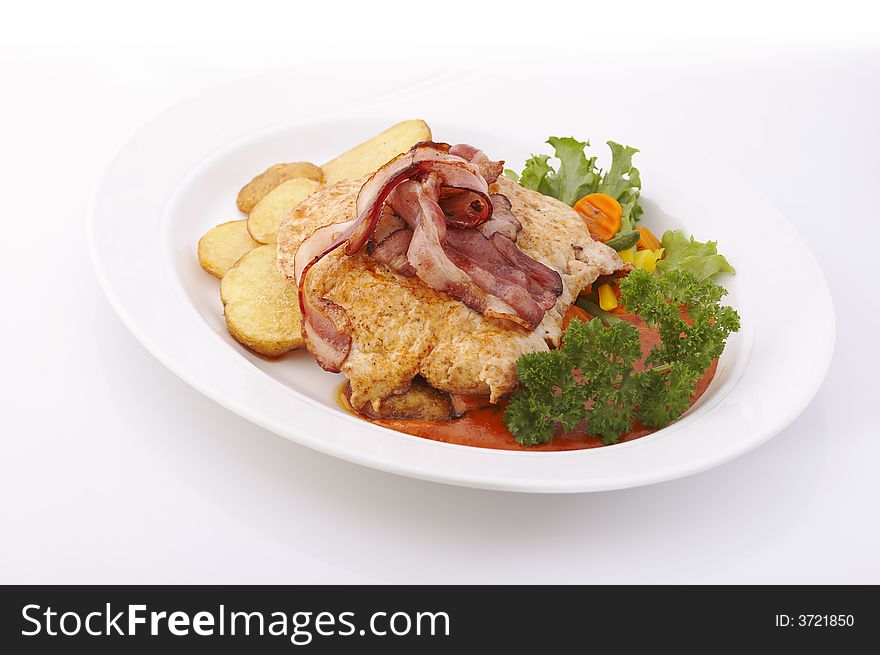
[[88, 69, 835, 493]]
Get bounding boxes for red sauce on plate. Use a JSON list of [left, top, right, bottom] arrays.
[[343, 312, 718, 451]]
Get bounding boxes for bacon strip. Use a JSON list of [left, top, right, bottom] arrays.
[[368, 227, 415, 277], [405, 174, 495, 315], [438, 189, 489, 228], [294, 142, 563, 371], [477, 194, 522, 240], [443, 229, 557, 313], [369, 206, 407, 244], [347, 142, 492, 255], [444, 245, 544, 328], [490, 233, 564, 297], [449, 143, 504, 183], [293, 219, 357, 371]]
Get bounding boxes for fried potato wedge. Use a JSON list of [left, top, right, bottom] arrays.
[[247, 177, 322, 244], [197, 220, 261, 279], [236, 162, 323, 214], [220, 244, 303, 357], [321, 119, 432, 184]]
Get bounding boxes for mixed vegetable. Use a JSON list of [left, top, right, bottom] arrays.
[[504, 137, 740, 446]]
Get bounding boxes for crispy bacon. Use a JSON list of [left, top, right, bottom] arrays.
[[477, 194, 522, 240], [438, 189, 489, 228], [490, 233, 564, 297], [293, 219, 357, 371], [449, 143, 504, 183], [301, 295, 351, 372], [444, 245, 544, 328], [368, 227, 415, 277], [294, 142, 563, 371], [405, 174, 495, 314], [369, 206, 407, 244], [347, 142, 492, 255]]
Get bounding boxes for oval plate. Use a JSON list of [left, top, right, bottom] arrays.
[[88, 70, 834, 492]]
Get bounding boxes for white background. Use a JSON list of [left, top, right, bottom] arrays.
[[2, 1, 879, 583]]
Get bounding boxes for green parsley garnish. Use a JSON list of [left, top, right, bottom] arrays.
[[504, 269, 741, 446]]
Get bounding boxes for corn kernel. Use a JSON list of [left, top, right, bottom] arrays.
[[648, 248, 665, 270], [631, 249, 653, 272], [598, 283, 618, 311], [632, 248, 665, 273]]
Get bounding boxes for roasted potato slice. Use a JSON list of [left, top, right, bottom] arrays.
[[321, 119, 432, 184], [247, 177, 322, 244], [236, 162, 323, 214], [197, 220, 261, 279], [220, 244, 303, 357]]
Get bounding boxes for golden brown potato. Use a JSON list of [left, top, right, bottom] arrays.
[[236, 162, 323, 214], [321, 119, 432, 184], [220, 244, 303, 357], [197, 220, 261, 279], [247, 177, 322, 244]]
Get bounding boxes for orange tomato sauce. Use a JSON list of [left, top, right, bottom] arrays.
[[343, 312, 718, 451]]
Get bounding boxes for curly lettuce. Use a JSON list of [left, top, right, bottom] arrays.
[[656, 230, 736, 279], [508, 136, 642, 229]]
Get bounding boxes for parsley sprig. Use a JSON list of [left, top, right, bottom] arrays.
[[504, 269, 741, 446]]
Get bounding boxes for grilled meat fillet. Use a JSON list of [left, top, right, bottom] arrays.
[[277, 175, 623, 410]]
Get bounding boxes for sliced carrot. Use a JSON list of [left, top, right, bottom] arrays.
[[573, 193, 622, 242], [636, 226, 661, 251], [562, 304, 591, 330]]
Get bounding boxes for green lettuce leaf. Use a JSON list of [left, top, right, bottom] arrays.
[[542, 137, 600, 206], [518, 154, 553, 193], [512, 137, 642, 228], [597, 142, 642, 231], [656, 230, 736, 279]]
